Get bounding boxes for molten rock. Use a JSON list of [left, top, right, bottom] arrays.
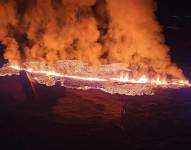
[[0, 61, 190, 96]]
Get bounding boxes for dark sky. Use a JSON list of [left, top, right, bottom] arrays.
[[157, 0, 191, 16], [157, 0, 191, 33], [156, 0, 191, 64]]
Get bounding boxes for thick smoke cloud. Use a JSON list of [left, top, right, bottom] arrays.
[[0, 0, 184, 78]]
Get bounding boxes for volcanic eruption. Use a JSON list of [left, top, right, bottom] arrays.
[[0, 0, 190, 95]]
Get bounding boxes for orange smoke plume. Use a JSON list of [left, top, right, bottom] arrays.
[[0, 0, 185, 79]]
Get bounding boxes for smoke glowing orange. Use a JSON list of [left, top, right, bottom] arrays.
[[0, 0, 187, 81]]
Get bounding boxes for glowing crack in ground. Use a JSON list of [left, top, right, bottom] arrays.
[[0, 61, 190, 96]]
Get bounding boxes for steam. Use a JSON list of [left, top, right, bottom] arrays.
[[0, 0, 184, 78]]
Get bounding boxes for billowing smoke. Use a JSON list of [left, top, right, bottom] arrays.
[[0, 0, 184, 78]]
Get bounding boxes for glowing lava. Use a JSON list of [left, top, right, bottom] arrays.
[[9, 64, 191, 87], [110, 72, 191, 86], [0, 61, 190, 96], [10, 65, 107, 82]]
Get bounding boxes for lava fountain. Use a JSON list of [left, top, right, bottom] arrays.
[[0, 0, 191, 95]]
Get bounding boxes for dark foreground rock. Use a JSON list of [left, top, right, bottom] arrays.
[[0, 76, 191, 150]]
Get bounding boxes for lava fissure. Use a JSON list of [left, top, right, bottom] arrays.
[[0, 62, 190, 85], [0, 61, 190, 96]]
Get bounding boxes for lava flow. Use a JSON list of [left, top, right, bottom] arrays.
[[110, 72, 191, 86], [9, 64, 191, 87], [0, 61, 190, 96], [1, 0, 191, 96], [10, 64, 108, 82]]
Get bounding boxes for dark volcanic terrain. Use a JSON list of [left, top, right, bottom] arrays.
[[0, 75, 191, 150]]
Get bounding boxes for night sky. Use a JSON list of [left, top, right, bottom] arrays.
[[156, 0, 191, 64]]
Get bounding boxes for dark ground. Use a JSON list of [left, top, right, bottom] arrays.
[[0, 75, 191, 150]]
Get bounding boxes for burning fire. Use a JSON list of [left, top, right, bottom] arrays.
[[0, 61, 190, 96], [110, 72, 191, 86], [0, 1, 190, 96], [9, 64, 191, 87]]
